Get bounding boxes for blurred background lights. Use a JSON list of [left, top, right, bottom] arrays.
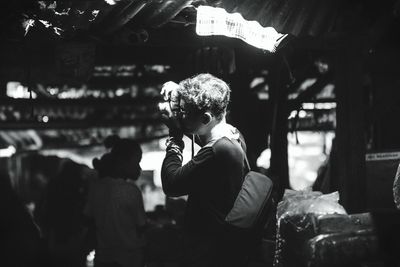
[[42, 116, 49, 123], [86, 250, 95, 267], [0, 146, 17, 158]]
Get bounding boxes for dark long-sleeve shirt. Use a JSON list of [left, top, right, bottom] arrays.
[[161, 135, 247, 235]]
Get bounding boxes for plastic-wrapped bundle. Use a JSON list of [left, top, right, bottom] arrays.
[[276, 190, 347, 220], [274, 190, 347, 267], [317, 213, 373, 234], [274, 213, 317, 267], [304, 230, 380, 267], [273, 189, 381, 267], [394, 163, 400, 209]]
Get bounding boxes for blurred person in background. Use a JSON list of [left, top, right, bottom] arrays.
[[43, 159, 89, 267], [85, 135, 146, 267], [0, 168, 42, 267]]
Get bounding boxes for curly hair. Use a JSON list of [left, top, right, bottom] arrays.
[[178, 73, 231, 121]]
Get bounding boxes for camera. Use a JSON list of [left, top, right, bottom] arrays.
[[158, 101, 172, 116], [158, 95, 183, 119]]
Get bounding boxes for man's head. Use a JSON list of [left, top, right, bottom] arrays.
[[93, 135, 142, 180], [177, 73, 231, 134]]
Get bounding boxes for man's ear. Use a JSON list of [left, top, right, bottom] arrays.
[[202, 112, 213, 125]]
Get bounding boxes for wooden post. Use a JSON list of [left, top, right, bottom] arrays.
[[269, 57, 289, 200], [334, 41, 366, 213], [0, 79, 7, 98]]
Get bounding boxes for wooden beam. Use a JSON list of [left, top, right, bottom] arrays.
[[269, 56, 290, 199], [334, 40, 366, 213], [0, 97, 161, 106], [287, 73, 333, 113], [0, 118, 165, 130], [92, 0, 146, 34], [366, 1, 399, 52]]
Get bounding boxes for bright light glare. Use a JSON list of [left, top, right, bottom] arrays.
[[287, 132, 334, 190], [250, 77, 265, 89], [298, 110, 307, 118], [303, 102, 336, 110], [196, 6, 287, 52], [104, 0, 117, 5], [7, 82, 37, 99], [288, 110, 297, 119], [299, 78, 317, 91], [256, 148, 271, 169], [0, 146, 16, 157], [86, 250, 95, 267]]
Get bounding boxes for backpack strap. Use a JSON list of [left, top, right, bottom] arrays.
[[235, 137, 251, 172], [243, 151, 251, 172]]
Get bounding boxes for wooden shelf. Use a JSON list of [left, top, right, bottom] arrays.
[[0, 118, 165, 129], [0, 97, 162, 106]]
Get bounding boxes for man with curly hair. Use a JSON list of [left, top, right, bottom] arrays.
[[161, 74, 252, 267]]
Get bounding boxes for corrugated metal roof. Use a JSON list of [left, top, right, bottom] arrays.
[[207, 0, 342, 36], [209, 0, 400, 37], [4, 0, 395, 41]]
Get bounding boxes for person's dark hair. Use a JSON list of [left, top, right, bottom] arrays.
[[93, 135, 142, 178], [92, 153, 114, 177], [106, 135, 142, 162], [178, 73, 231, 121]]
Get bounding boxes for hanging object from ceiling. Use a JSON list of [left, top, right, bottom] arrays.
[[55, 42, 96, 82], [196, 5, 288, 52]]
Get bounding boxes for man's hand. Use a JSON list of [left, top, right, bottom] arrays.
[[159, 81, 184, 139], [161, 81, 180, 111]]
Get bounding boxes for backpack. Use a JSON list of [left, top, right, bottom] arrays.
[[225, 144, 274, 235]]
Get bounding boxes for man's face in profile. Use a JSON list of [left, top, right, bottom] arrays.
[[177, 99, 205, 135]]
